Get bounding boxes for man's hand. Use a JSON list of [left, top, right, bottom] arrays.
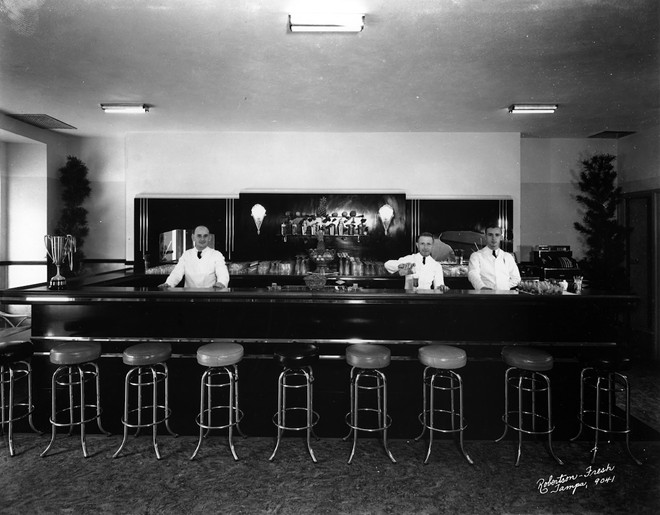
[[213, 282, 228, 289], [157, 283, 170, 290]]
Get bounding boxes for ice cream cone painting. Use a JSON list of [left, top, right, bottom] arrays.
[[251, 204, 266, 235], [378, 204, 394, 235]]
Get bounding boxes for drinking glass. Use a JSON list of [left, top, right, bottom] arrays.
[[573, 275, 583, 293]]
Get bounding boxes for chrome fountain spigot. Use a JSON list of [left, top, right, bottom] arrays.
[[307, 228, 335, 273]]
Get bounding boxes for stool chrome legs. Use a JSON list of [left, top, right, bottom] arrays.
[[1, 361, 41, 456], [344, 367, 396, 464], [571, 367, 642, 465], [113, 363, 177, 460], [191, 364, 245, 461], [41, 362, 110, 458], [415, 367, 472, 464], [269, 366, 319, 463], [495, 367, 563, 466]]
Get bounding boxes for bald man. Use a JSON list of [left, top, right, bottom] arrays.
[[159, 225, 229, 289], [384, 232, 448, 291]]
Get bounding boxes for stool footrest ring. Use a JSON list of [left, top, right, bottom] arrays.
[[50, 404, 104, 428], [195, 406, 244, 431], [501, 411, 555, 436], [1, 402, 36, 424], [418, 409, 467, 434], [345, 409, 392, 433], [577, 410, 632, 435], [121, 405, 172, 429], [272, 407, 319, 432]]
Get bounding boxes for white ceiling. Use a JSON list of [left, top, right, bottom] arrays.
[[0, 0, 658, 140]]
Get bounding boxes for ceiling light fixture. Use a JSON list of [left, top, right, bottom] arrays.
[[100, 103, 149, 113], [289, 13, 365, 33], [508, 104, 558, 114]]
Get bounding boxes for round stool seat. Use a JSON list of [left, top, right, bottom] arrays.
[[346, 344, 391, 369], [502, 346, 552, 372], [588, 354, 631, 373], [419, 345, 466, 369], [0, 340, 32, 366], [571, 351, 640, 465], [274, 343, 319, 368], [197, 343, 244, 367], [123, 342, 172, 366], [50, 342, 102, 365]]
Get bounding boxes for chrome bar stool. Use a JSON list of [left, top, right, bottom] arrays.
[[495, 346, 563, 466], [1, 340, 41, 456], [113, 342, 177, 460], [41, 342, 110, 458], [344, 344, 396, 464], [571, 352, 642, 465], [269, 343, 320, 462], [415, 344, 473, 464], [191, 342, 245, 461]]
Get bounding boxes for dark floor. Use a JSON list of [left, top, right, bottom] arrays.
[[1, 362, 659, 514], [1, 435, 658, 514]]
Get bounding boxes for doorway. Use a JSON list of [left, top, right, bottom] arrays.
[[624, 192, 659, 360]]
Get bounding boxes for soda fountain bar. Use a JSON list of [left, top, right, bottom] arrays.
[[0, 192, 638, 438]]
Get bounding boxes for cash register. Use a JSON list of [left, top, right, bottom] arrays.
[[521, 245, 581, 280]]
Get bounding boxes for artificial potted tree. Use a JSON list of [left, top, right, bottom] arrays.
[[55, 155, 91, 275], [573, 153, 629, 290]]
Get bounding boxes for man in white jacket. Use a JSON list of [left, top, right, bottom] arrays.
[[384, 232, 448, 291], [467, 223, 520, 290], [159, 226, 229, 289]]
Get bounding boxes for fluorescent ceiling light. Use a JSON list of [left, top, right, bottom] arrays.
[[289, 13, 364, 32], [100, 103, 149, 113], [25, 296, 73, 302], [508, 104, 558, 114]]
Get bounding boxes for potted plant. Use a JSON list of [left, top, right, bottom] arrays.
[[55, 155, 91, 275], [573, 153, 629, 290]]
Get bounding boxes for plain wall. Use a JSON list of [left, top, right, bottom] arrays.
[[6, 142, 47, 260], [617, 127, 660, 192], [124, 132, 522, 261], [3, 120, 659, 274], [1, 142, 48, 288], [76, 136, 126, 260], [0, 142, 6, 262]]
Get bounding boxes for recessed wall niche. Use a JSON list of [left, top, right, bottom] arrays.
[[133, 194, 513, 271]]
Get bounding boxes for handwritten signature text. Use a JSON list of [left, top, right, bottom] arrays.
[[537, 464, 615, 495]]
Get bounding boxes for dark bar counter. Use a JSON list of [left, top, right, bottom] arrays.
[[3, 276, 636, 352], [1, 272, 639, 439]]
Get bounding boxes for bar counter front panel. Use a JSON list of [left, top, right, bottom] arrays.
[[14, 286, 634, 349], [2, 284, 638, 439]]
